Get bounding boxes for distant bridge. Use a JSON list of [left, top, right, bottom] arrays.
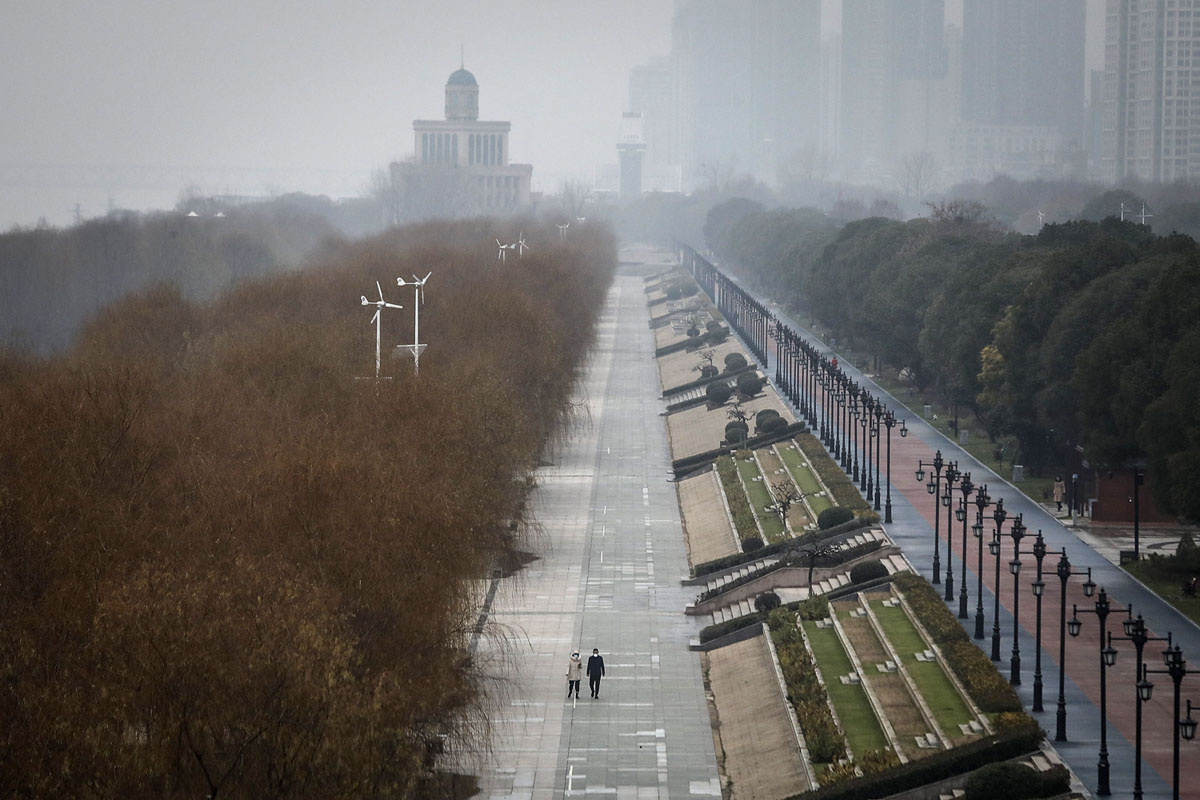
[[0, 162, 375, 197]]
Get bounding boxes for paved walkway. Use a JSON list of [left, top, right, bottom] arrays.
[[470, 248, 721, 799], [726, 278, 1200, 800]]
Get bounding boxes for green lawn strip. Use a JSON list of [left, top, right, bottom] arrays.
[[777, 441, 836, 516], [1125, 562, 1200, 627], [760, 448, 812, 529], [795, 433, 873, 514], [736, 454, 786, 541], [802, 620, 888, 757], [871, 600, 974, 739]]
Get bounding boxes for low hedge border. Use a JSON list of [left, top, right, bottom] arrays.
[[782, 718, 1045, 800], [892, 572, 1022, 713], [692, 516, 871, 578], [698, 573, 896, 644], [795, 432, 874, 514], [697, 540, 884, 603], [654, 325, 730, 357], [715, 456, 759, 543], [769, 610, 846, 763]]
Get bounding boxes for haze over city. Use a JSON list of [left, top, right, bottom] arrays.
[[2, 0, 1107, 229]]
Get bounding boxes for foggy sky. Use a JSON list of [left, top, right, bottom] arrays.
[[0, 0, 673, 227], [2, 0, 1105, 229]]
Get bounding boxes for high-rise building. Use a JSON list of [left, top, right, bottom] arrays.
[[627, 57, 681, 191], [839, 0, 949, 183], [668, 0, 821, 190], [1101, 0, 1200, 182], [961, 0, 1086, 144]]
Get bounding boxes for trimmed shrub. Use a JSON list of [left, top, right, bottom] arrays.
[[664, 285, 682, 300], [755, 408, 780, 426], [759, 415, 788, 435], [725, 420, 749, 435], [754, 591, 782, 612], [736, 372, 763, 396], [679, 283, 699, 297], [795, 595, 829, 621], [964, 761, 1067, 800], [687, 326, 701, 338], [818, 506, 855, 529], [706, 319, 724, 332], [849, 559, 889, 583], [698, 364, 718, 378], [724, 352, 748, 370], [742, 536, 764, 552], [706, 382, 732, 404], [705, 328, 728, 345]]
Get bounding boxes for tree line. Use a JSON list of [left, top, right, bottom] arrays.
[[705, 198, 1200, 522], [0, 218, 616, 797]]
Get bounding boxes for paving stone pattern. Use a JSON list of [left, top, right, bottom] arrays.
[[473, 255, 721, 799]]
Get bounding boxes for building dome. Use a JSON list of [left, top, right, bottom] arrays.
[[446, 68, 477, 87]]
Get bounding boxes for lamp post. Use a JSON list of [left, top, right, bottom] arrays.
[[882, 411, 907, 524], [972, 484, 991, 639], [859, 396, 873, 494], [872, 403, 883, 512], [989, 498, 1009, 661], [1133, 467, 1144, 561], [1007, 513, 1027, 685], [1144, 642, 1193, 800], [915, 452, 945, 586], [1055, 550, 1094, 741], [1069, 586, 1128, 795], [848, 386, 861, 483], [941, 462, 960, 602], [1113, 612, 1169, 800], [1028, 532, 1048, 711], [956, 472, 974, 620]]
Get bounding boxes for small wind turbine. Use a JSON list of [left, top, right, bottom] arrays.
[[1120, 201, 1127, 222], [1136, 202, 1152, 226], [517, 232, 529, 258], [396, 272, 431, 375], [575, 216, 586, 225], [360, 281, 402, 380], [496, 238, 515, 262], [1037, 210, 1045, 226], [557, 222, 570, 240]]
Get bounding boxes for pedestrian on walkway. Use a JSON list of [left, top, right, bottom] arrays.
[[587, 648, 605, 698], [566, 651, 582, 699], [1053, 477, 1066, 512]]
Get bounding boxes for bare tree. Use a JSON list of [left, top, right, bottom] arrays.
[[726, 400, 750, 425], [559, 179, 592, 217], [769, 479, 803, 529], [901, 151, 939, 201]]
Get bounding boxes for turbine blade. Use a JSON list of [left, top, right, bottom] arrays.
[[376, 281, 384, 301]]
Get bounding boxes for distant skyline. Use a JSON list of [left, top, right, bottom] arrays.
[[1, 1, 1106, 229]]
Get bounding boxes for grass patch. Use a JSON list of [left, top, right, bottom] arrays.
[[803, 620, 888, 756], [778, 440, 836, 517], [736, 453, 786, 541], [872, 600, 974, 738], [758, 448, 812, 529], [1125, 560, 1200, 627], [795, 433, 874, 515], [715, 455, 758, 544]]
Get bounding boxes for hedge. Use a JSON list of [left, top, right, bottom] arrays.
[[715, 456, 759, 542], [783, 717, 1044, 800], [849, 559, 889, 583], [692, 516, 871, 577], [892, 572, 1023, 713], [818, 507, 854, 530], [706, 382, 733, 404], [795, 433, 874, 513], [964, 761, 1069, 800], [768, 610, 846, 763]]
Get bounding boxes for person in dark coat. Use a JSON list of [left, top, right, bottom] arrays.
[[587, 648, 605, 698]]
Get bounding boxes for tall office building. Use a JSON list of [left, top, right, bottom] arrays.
[[627, 57, 681, 191], [1101, 0, 1200, 182], [961, 0, 1086, 143], [840, 0, 948, 182], [669, 0, 821, 190]]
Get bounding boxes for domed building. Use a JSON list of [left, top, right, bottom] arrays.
[[389, 67, 534, 219]]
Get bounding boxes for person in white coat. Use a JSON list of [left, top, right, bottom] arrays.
[[565, 651, 583, 699]]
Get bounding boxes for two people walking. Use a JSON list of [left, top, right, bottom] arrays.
[[566, 648, 605, 699]]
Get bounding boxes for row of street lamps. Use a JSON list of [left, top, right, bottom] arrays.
[[680, 243, 908, 524], [679, 243, 1198, 800], [916, 451, 1197, 798]]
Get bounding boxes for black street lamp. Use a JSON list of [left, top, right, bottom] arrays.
[[848, 386, 861, 483], [1054, 550, 1094, 741], [941, 462, 961, 602], [989, 498, 1009, 661], [1137, 642, 1195, 800], [972, 484, 991, 639], [956, 472, 973, 620], [1113, 612, 1169, 800], [1007, 514, 1028, 685], [872, 403, 883, 512], [882, 410, 907, 524], [1133, 467, 1145, 561], [1027, 532, 1048, 711], [915, 452, 945, 586], [1070, 587, 1128, 796], [859, 396, 873, 494]]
